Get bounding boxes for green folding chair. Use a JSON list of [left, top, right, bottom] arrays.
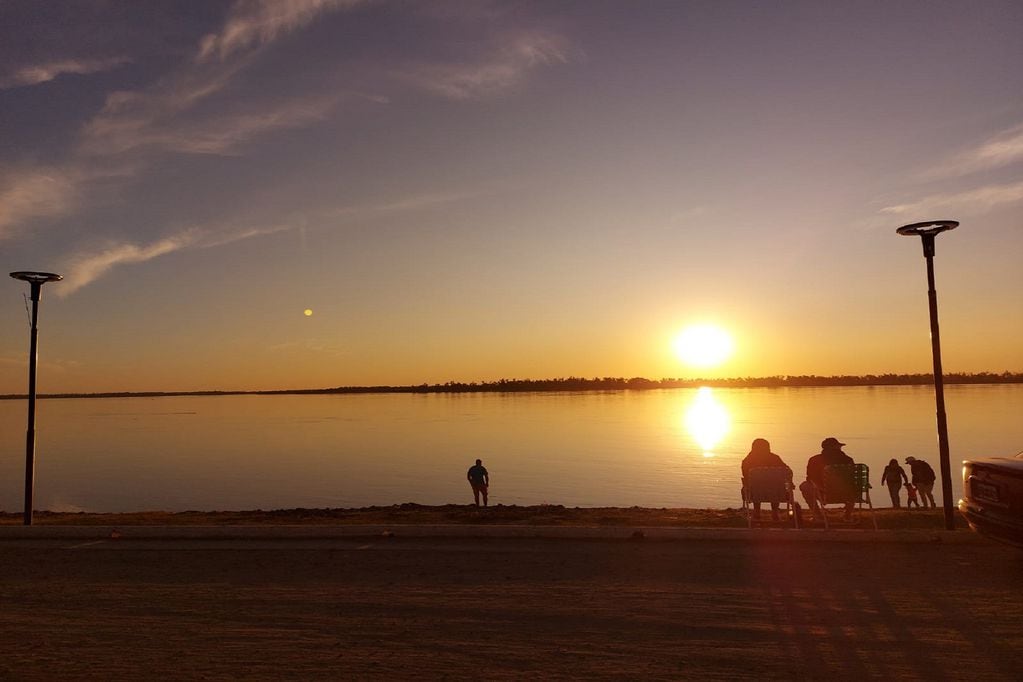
[[742, 466, 799, 529], [815, 463, 877, 530]]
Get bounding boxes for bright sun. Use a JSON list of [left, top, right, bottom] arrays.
[[672, 324, 735, 368]]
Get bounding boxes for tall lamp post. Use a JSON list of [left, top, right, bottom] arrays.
[[895, 220, 957, 531], [9, 271, 63, 526]]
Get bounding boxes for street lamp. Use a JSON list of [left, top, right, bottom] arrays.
[[9, 271, 63, 526], [895, 220, 957, 531]]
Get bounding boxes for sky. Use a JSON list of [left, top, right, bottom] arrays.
[[1, 0, 1021, 393]]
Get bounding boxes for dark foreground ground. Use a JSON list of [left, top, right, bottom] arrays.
[[0, 504, 971, 530], [0, 533, 1020, 681]]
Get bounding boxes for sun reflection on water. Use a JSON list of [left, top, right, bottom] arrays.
[[684, 387, 731, 456]]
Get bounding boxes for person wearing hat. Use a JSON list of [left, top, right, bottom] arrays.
[[798, 437, 855, 520], [904, 456, 936, 508]]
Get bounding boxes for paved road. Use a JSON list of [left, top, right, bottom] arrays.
[[1, 535, 1021, 680]]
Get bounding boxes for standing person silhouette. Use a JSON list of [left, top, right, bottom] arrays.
[[905, 456, 937, 508], [881, 458, 909, 508], [466, 458, 490, 507]]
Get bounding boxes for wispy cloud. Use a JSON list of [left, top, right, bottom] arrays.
[[925, 122, 1023, 179], [7, 2, 567, 295], [81, 91, 337, 156], [880, 180, 1023, 216], [60, 232, 201, 295], [196, 0, 365, 62], [57, 184, 484, 295], [1, 56, 130, 89], [58, 220, 297, 295], [0, 169, 79, 237], [327, 189, 486, 217], [398, 30, 570, 99], [5, 0, 354, 239]]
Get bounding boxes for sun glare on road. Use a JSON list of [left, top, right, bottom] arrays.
[[673, 324, 734, 368]]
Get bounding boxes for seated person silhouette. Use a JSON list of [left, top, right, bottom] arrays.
[[741, 438, 792, 521], [798, 437, 855, 521]]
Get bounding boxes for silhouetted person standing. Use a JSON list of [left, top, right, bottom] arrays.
[[799, 437, 855, 520], [467, 458, 489, 507], [881, 458, 909, 508], [905, 456, 936, 508]]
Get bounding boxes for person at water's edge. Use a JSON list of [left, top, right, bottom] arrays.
[[467, 459, 490, 507], [881, 458, 909, 508], [905, 456, 937, 508]]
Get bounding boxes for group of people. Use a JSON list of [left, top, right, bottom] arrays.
[[472, 443, 938, 515], [881, 456, 937, 508], [740, 436, 938, 521]]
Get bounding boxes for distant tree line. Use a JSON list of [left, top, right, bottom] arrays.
[[319, 372, 1023, 394], [2, 371, 1021, 400]]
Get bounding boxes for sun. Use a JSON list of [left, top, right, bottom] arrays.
[[672, 324, 735, 368]]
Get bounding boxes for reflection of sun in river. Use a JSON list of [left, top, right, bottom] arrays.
[[684, 387, 730, 456]]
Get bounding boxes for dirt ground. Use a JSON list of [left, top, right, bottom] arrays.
[[0, 533, 1020, 681], [0, 504, 971, 530]]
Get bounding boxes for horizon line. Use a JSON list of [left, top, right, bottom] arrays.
[[2, 371, 1022, 400]]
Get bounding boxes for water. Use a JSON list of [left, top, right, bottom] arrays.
[[1, 385, 1020, 512]]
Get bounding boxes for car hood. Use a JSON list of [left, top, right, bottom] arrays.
[[964, 454, 1023, 474]]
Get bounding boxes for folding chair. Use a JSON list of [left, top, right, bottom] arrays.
[[814, 463, 877, 530], [742, 466, 799, 529]]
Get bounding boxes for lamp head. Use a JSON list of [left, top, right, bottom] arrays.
[[896, 220, 958, 237], [9, 271, 63, 284]]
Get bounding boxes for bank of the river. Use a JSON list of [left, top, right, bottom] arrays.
[[0, 504, 968, 530]]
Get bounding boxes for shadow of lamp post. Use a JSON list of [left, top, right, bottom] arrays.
[[895, 220, 957, 531], [9, 271, 63, 526]]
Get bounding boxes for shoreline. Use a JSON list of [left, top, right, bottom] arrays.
[[2, 372, 1021, 400], [0, 503, 968, 530]]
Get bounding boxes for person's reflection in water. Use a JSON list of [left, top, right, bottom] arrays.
[[740, 438, 792, 521]]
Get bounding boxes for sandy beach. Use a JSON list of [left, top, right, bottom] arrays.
[[1, 506, 1018, 680]]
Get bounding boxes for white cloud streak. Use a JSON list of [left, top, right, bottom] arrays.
[[60, 232, 201, 296], [57, 221, 297, 296], [1, 56, 130, 89], [398, 31, 570, 99], [8, 2, 569, 296], [81, 90, 337, 156], [327, 189, 485, 217], [196, 0, 365, 62], [5, 0, 355, 241], [56, 183, 483, 294], [925, 122, 1023, 179], [0, 169, 79, 237], [880, 180, 1023, 216]]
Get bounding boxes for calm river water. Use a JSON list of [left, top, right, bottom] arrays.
[[1, 385, 1020, 512]]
